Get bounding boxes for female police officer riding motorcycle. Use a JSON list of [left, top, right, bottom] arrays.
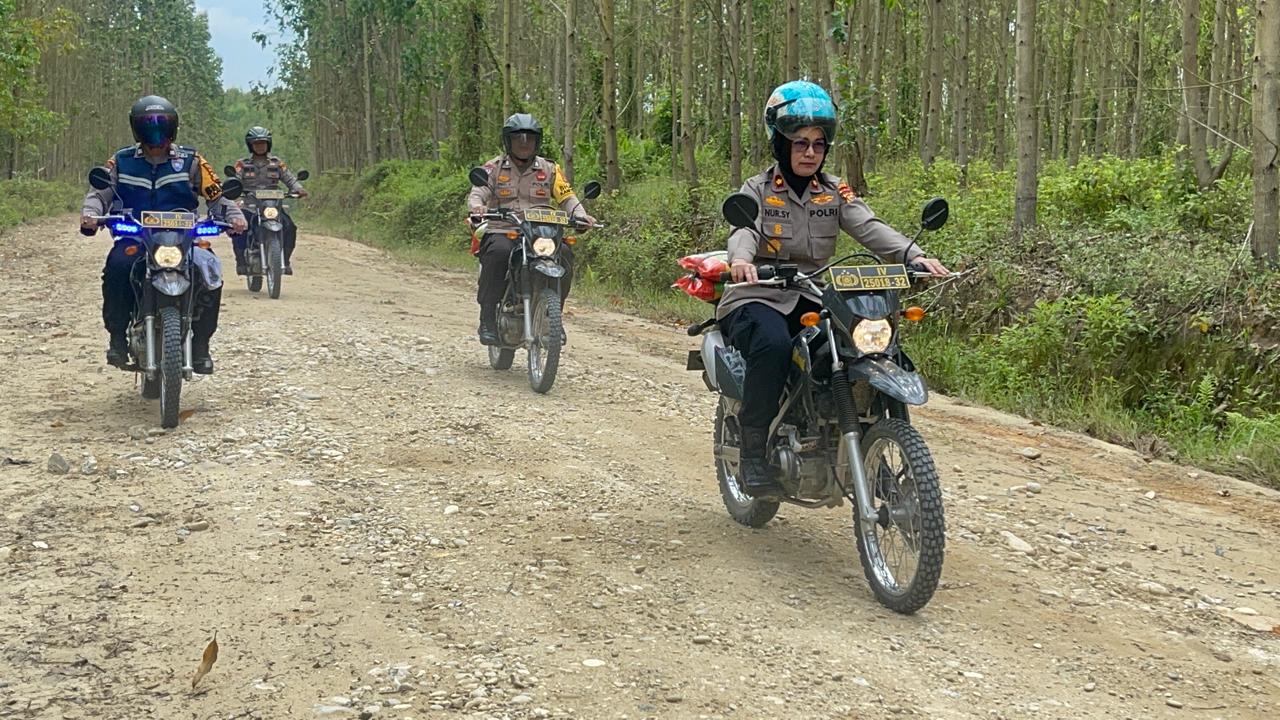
[[717, 81, 950, 498]]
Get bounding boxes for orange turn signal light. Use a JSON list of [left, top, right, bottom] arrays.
[[196, 239, 212, 249], [123, 245, 139, 256], [565, 236, 577, 245], [800, 312, 821, 327], [505, 230, 519, 240], [903, 306, 926, 322]]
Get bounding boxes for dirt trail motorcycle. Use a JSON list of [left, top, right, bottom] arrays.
[[84, 166, 243, 429], [686, 193, 951, 614], [224, 164, 309, 299], [466, 167, 602, 394]]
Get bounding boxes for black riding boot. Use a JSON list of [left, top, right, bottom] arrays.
[[739, 426, 782, 498], [106, 332, 129, 368], [478, 304, 499, 346]]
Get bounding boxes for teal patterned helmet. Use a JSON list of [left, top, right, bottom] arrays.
[[764, 80, 837, 143]]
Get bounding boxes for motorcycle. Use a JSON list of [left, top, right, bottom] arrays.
[[685, 193, 951, 614], [224, 164, 309, 299], [466, 167, 602, 394], [84, 166, 243, 428]]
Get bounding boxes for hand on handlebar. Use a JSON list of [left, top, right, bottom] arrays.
[[911, 257, 952, 278], [729, 259, 758, 283], [80, 214, 99, 232]]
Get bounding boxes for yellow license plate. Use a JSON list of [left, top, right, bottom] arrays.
[[252, 189, 286, 200], [140, 211, 196, 230], [524, 207, 570, 225], [828, 264, 911, 292]]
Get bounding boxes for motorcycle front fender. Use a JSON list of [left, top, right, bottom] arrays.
[[152, 270, 191, 297], [261, 220, 283, 233], [848, 355, 929, 406], [532, 260, 565, 278]]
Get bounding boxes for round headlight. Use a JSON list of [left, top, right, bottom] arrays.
[[262, 207, 280, 219], [153, 246, 183, 268], [851, 319, 893, 354], [532, 237, 557, 257]]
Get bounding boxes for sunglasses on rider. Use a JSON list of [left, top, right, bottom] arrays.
[[791, 138, 829, 155]]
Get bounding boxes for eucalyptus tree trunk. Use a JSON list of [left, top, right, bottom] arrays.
[[563, 0, 577, 182], [601, 0, 620, 190], [1254, 0, 1280, 265], [1014, 0, 1038, 231], [679, 0, 698, 184]]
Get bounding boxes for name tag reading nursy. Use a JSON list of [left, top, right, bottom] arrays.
[[828, 264, 911, 291], [140, 211, 196, 229]]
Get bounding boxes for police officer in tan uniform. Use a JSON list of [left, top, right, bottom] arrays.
[[717, 81, 950, 497], [230, 126, 309, 275], [467, 113, 596, 345]]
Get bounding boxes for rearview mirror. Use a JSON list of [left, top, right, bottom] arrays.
[[223, 164, 236, 177], [582, 181, 602, 200], [921, 197, 949, 231], [468, 167, 489, 187], [88, 167, 111, 190], [721, 193, 759, 229], [296, 169, 310, 182], [220, 178, 243, 201]]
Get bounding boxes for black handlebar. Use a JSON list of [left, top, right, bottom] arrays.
[[470, 210, 601, 230]]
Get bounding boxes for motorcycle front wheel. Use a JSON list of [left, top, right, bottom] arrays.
[[157, 306, 183, 429], [527, 288, 562, 394], [853, 418, 945, 614], [266, 236, 284, 299]]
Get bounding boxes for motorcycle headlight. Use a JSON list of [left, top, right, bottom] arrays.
[[153, 246, 183, 268], [262, 206, 279, 220], [851, 319, 893, 354], [532, 237, 557, 257]]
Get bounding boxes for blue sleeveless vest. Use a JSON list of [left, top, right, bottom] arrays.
[[112, 145, 198, 212]]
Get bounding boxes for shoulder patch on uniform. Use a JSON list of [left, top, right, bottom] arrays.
[[838, 183, 857, 202]]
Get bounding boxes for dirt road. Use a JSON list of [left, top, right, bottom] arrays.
[[2, 217, 1278, 720]]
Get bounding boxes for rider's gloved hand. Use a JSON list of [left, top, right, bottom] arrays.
[[729, 259, 758, 283], [80, 214, 98, 232], [230, 217, 248, 234], [296, 189, 310, 198]]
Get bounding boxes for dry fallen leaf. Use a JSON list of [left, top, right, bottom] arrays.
[[179, 409, 197, 422], [191, 632, 218, 688]]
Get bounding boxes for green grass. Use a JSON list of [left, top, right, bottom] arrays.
[[0, 179, 79, 229]]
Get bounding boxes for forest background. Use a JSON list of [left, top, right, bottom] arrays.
[[2, 0, 1279, 484]]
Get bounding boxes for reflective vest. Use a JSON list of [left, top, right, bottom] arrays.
[[112, 145, 198, 212]]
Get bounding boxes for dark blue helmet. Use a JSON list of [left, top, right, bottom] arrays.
[[129, 96, 179, 146]]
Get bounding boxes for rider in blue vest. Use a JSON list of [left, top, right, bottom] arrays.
[[81, 96, 248, 373]]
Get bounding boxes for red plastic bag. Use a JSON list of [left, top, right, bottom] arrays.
[[673, 251, 728, 303]]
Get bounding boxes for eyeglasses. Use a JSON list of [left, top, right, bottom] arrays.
[[791, 138, 829, 155]]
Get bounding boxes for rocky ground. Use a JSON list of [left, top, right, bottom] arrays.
[[1, 216, 1278, 720]]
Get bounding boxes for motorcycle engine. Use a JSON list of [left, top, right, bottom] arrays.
[[496, 308, 523, 346]]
